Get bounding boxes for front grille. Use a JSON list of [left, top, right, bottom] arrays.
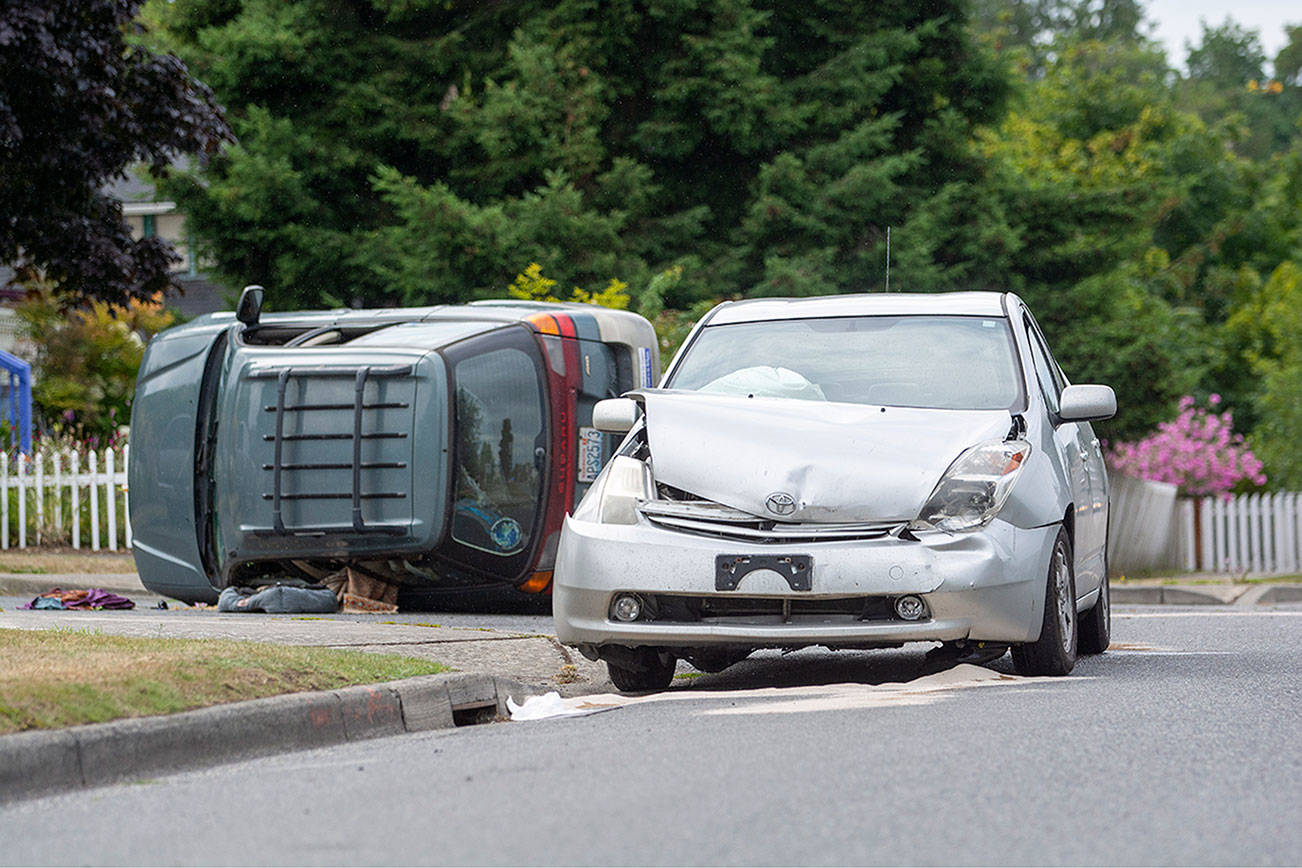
[[644, 593, 899, 624], [637, 498, 899, 543]]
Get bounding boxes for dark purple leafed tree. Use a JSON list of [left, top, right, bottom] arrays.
[[0, 0, 231, 304]]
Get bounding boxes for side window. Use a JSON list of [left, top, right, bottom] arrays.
[[1024, 318, 1062, 415]]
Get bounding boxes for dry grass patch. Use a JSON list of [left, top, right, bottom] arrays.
[[0, 548, 136, 575], [0, 628, 447, 734]]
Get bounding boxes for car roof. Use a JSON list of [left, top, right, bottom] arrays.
[[705, 291, 1011, 325]]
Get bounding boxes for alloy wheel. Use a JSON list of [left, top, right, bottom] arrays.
[[1055, 543, 1074, 653]]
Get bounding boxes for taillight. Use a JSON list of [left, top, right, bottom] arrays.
[[518, 571, 553, 594], [524, 313, 582, 591]]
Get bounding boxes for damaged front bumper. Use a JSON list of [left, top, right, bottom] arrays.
[[552, 515, 1058, 651]]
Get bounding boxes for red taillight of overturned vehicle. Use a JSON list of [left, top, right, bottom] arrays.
[[524, 313, 582, 592]]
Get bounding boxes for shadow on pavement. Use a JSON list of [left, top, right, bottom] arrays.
[[669, 644, 1019, 692]]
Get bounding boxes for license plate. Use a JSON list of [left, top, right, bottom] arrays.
[[577, 427, 604, 483], [715, 554, 812, 591]]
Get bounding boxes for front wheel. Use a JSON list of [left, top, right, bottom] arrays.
[[1079, 573, 1110, 655], [1012, 527, 1078, 676], [606, 648, 677, 692]]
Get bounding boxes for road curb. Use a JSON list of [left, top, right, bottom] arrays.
[[0, 672, 537, 804], [1254, 584, 1302, 605], [1111, 583, 1302, 606], [1112, 585, 1228, 605]]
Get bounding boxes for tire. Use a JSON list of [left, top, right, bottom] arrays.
[[1078, 572, 1110, 655], [606, 648, 677, 692], [1012, 527, 1078, 676]]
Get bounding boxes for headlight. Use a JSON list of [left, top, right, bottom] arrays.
[[910, 440, 1031, 533], [572, 455, 654, 525]]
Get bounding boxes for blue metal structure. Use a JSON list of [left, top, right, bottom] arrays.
[[0, 349, 33, 454]]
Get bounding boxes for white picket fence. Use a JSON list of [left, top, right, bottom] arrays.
[[0, 447, 131, 551], [1171, 492, 1302, 576]]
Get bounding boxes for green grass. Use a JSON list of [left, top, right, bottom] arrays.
[[0, 548, 137, 575], [0, 627, 447, 734], [1114, 572, 1302, 585]]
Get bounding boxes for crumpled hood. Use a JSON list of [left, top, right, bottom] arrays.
[[638, 390, 1013, 522]]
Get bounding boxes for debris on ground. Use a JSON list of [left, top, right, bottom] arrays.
[[507, 691, 621, 721], [507, 665, 1046, 722], [19, 588, 134, 610], [341, 565, 400, 614], [295, 560, 402, 613], [217, 583, 338, 614]]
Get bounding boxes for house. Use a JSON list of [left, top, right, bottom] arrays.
[[0, 166, 231, 441], [2, 167, 233, 338], [105, 168, 231, 318]]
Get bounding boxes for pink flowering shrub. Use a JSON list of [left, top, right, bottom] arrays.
[[1108, 395, 1266, 496]]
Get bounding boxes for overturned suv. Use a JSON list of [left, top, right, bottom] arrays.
[[554, 292, 1116, 689], [129, 288, 657, 606]]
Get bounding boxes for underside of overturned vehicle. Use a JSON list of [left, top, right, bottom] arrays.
[[128, 292, 658, 607]]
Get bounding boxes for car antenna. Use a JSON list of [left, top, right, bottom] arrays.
[[885, 226, 891, 292]]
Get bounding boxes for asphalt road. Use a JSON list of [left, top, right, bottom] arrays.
[[2, 605, 1300, 866]]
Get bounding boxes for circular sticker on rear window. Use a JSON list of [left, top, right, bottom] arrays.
[[490, 517, 523, 551]]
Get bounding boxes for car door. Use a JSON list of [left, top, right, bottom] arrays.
[[1034, 323, 1109, 590], [1077, 417, 1109, 573], [1022, 317, 1102, 594]]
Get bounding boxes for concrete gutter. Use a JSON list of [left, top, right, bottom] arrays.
[[1111, 583, 1302, 606], [0, 672, 538, 804]]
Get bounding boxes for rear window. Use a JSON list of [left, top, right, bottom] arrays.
[[668, 315, 1024, 411], [450, 347, 546, 556]]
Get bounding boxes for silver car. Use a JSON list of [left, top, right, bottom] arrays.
[[553, 292, 1116, 690]]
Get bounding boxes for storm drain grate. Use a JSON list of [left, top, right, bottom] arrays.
[[451, 702, 499, 727]]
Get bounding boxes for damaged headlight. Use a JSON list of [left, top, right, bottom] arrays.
[[910, 440, 1031, 533], [572, 455, 654, 525]]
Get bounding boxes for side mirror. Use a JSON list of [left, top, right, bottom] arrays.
[[592, 398, 640, 433], [1059, 384, 1116, 422], [236, 285, 264, 326]]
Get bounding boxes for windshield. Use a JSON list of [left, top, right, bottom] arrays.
[[451, 347, 546, 556], [669, 315, 1024, 411]]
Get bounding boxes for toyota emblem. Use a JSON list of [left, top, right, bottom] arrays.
[[765, 492, 797, 516]]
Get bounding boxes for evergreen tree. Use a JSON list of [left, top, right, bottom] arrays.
[[148, 0, 1009, 308]]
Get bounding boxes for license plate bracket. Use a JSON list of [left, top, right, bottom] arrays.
[[715, 554, 813, 591]]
